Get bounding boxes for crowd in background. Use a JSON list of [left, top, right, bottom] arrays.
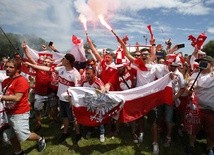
[[0, 34, 214, 155]]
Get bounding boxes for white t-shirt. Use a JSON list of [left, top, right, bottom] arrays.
[[172, 69, 186, 95], [0, 70, 8, 93], [190, 71, 214, 111], [135, 63, 167, 87], [54, 66, 81, 101]]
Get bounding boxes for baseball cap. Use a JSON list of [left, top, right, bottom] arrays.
[[195, 55, 214, 63]]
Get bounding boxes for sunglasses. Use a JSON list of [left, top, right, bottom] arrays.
[[134, 54, 141, 57], [141, 54, 149, 56]]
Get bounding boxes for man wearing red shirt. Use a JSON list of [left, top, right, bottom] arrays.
[[0, 58, 46, 155], [22, 42, 58, 132], [81, 66, 106, 142], [87, 37, 118, 91]]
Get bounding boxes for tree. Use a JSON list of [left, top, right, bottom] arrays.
[[202, 40, 214, 57]]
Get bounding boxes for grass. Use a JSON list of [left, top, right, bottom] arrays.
[[0, 116, 207, 155]]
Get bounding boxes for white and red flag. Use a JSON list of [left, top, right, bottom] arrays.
[[22, 45, 65, 75], [65, 73, 173, 126], [70, 35, 87, 62]]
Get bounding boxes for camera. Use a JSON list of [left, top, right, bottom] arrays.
[[48, 41, 53, 47], [199, 60, 208, 69]]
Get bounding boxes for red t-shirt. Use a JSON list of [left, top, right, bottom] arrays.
[[34, 69, 52, 95], [100, 60, 118, 91], [2, 76, 30, 115], [109, 67, 137, 91]]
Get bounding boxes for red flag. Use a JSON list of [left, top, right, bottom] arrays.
[[65, 73, 173, 126], [72, 35, 81, 45], [196, 32, 207, 50]]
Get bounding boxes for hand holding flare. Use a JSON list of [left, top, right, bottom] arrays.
[[98, 14, 118, 37]]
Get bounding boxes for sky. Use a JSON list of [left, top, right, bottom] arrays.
[[0, 0, 214, 55]]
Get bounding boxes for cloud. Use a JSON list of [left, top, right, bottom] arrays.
[[0, 0, 213, 54], [207, 27, 214, 33], [116, 0, 212, 15]]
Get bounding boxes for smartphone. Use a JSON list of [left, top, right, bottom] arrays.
[[177, 43, 185, 49], [199, 60, 208, 69], [48, 41, 53, 46]]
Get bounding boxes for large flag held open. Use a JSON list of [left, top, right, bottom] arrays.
[[65, 73, 173, 126]]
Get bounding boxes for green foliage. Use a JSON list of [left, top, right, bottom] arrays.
[[202, 40, 214, 57]]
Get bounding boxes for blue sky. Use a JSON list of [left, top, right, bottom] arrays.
[[0, 0, 214, 55]]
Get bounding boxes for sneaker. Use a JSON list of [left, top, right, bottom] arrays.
[[207, 150, 214, 155], [138, 132, 144, 143], [58, 133, 69, 143], [37, 137, 46, 152], [132, 134, 138, 144], [152, 143, 159, 155], [163, 137, 171, 147], [100, 134, 105, 143]]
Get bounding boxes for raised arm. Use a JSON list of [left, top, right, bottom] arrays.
[[116, 35, 135, 63], [87, 36, 103, 63], [22, 41, 37, 64], [24, 61, 50, 72], [87, 49, 97, 62], [49, 42, 60, 53], [149, 38, 157, 62]]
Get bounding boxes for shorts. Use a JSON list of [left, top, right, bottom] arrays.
[[164, 104, 174, 123], [34, 93, 58, 110], [59, 100, 74, 122], [147, 105, 164, 124], [3, 112, 31, 142], [192, 109, 214, 141]]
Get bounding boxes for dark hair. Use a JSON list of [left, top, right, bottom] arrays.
[[64, 53, 75, 65], [86, 59, 96, 65], [140, 48, 150, 52]]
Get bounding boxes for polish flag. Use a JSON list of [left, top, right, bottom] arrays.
[[22, 45, 65, 75], [65, 73, 173, 126], [70, 35, 86, 62]]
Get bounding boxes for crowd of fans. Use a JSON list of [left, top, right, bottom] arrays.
[[0, 34, 213, 155]]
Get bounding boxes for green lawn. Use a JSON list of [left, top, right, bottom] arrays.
[[0, 117, 207, 155]]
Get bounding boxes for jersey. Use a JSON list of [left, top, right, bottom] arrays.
[[2, 76, 30, 115], [53, 66, 81, 101]]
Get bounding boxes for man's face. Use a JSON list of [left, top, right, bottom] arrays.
[[168, 65, 177, 72], [141, 52, 150, 61], [43, 58, 52, 67], [134, 52, 141, 60], [14, 54, 21, 60], [5, 62, 17, 77], [86, 68, 95, 82], [104, 54, 113, 64]]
